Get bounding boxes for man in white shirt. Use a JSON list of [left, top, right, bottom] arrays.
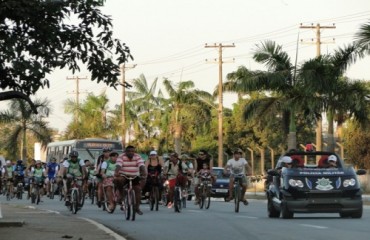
[[223, 149, 252, 205]]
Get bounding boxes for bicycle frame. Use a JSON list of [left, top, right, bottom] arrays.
[[198, 174, 212, 209], [232, 173, 244, 213], [70, 177, 83, 214], [120, 175, 139, 221]]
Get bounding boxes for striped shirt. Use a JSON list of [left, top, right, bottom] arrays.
[[116, 153, 144, 176]]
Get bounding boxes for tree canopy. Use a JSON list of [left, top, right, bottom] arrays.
[[0, 0, 132, 96]]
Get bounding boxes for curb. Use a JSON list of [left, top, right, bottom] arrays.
[[0, 220, 25, 227]]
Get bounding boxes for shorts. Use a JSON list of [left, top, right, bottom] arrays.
[[168, 175, 187, 188], [103, 177, 114, 187]]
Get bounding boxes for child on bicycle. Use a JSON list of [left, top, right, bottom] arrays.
[[101, 152, 118, 212]]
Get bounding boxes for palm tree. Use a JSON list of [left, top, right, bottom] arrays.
[[355, 21, 370, 54], [299, 44, 370, 152], [224, 40, 305, 150], [0, 98, 53, 160], [163, 79, 214, 154]]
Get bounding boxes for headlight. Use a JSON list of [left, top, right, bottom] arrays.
[[289, 179, 304, 188], [343, 178, 356, 187]]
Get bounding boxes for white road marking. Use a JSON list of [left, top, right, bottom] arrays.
[[79, 217, 127, 240], [235, 215, 258, 219], [300, 224, 328, 229], [0, 202, 3, 218]]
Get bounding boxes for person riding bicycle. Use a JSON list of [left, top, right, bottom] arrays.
[[61, 151, 87, 206], [114, 145, 147, 216], [45, 157, 59, 197], [13, 159, 26, 193], [84, 159, 96, 196], [29, 160, 46, 196], [95, 147, 111, 208], [3, 160, 14, 196], [194, 150, 213, 205], [101, 151, 119, 212], [223, 148, 252, 205], [163, 152, 188, 209], [143, 150, 163, 200]]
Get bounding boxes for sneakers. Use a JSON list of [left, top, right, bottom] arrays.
[[242, 199, 249, 206], [225, 196, 234, 202], [136, 209, 143, 215], [167, 202, 173, 209]]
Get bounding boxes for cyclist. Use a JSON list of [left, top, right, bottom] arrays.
[[163, 152, 188, 208], [95, 147, 111, 208], [13, 159, 26, 195], [61, 151, 87, 206], [101, 152, 119, 212], [143, 150, 163, 199], [193, 150, 213, 205], [223, 149, 252, 205], [29, 160, 46, 197], [45, 157, 59, 197], [3, 160, 14, 197], [114, 145, 147, 215]]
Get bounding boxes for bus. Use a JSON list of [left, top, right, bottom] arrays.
[[46, 138, 124, 164]]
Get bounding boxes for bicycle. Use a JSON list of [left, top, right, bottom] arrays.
[[148, 174, 160, 211], [102, 177, 116, 213], [49, 178, 57, 199], [198, 173, 212, 210], [69, 177, 84, 214], [15, 176, 24, 200], [5, 178, 13, 201], [173, 177, 184, 213], [88, 179, 97, 205], [30, 177, 43, 205], [119, 175, 139, 221], [231, 172, 244, 213]]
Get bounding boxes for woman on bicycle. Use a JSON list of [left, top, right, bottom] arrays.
[[143, 151, 163, 199], [223, 149, 252, 205], [101, 152, 118, 212]]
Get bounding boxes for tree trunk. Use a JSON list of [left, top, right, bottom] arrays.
[[174, 123, 182, 154], [326, 110, 335, 152]]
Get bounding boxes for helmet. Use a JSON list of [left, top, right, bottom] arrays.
[[69, 151, 79, 157], [17, 159, 23, 164], [36, 160, 42, 164], [6, 160, 11, 164], [102, 147, 112, 152]]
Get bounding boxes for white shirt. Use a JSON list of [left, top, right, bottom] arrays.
[[226, 158, 248, 174], [63, 159, 85, 168]]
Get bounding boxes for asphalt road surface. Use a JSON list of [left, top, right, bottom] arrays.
[[1, 194, 370, 240]]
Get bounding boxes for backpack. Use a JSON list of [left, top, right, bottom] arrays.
[[167, 160, 183, 173]]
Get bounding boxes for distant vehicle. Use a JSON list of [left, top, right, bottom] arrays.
[[211, 167, 230, 201], [46, 138, 123, 165], [266, 151, 366, 219]]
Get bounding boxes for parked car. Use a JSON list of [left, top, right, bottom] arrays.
[[211, 167, 230, 201], [266, 151, 366, 219]]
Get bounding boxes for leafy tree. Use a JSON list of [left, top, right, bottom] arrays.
[[0, 98, 53, 160], [0, 0, 132, 100], [163, 79, 214, 154], [224, 40, 312, 150], [299, 45, 370, 151]]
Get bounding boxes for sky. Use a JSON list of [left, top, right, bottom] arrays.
[[2, 0, 370, 133]]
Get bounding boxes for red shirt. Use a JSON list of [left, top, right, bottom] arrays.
[[116, 153, 144, 176]]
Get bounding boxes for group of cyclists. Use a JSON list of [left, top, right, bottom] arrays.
[[0, 157, 59, 200], [1, 146, 253, 215]]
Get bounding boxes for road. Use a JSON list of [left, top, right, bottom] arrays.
[[1, 194, 370, 240]]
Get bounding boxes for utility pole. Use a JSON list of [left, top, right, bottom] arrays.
[[205, 43, 235, 167], [300, 23, 335, 153], [121, 64, 136, 148], [67, 76, 88, 123]]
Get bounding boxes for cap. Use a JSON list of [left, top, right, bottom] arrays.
[[180, 154, 189, 160], [233, 148, 243, 154], [36, 160, 42, 164], [281, 156, 292, 164], [149, 150, 157, 155], [6, 160, 11, 164], [328, 155, 337, 162]]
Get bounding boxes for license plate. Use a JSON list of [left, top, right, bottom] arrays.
[[215, 189, 228, 193]]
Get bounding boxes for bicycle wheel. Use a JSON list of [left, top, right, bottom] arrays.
[[36, 187, 40, 205], [205, 186, 211, 209], [130, 190, 136, 221], [79, 188, 85, 209], [234, 184, 240, 213], [154, 187, 159, 211], [174, 187, 181, 213], [149, 187, 155, 211], [181, 188, 186, 209], [90, 184, 95, 205], [123, 192, 130, 220], [71, 189, 78, 214], [199, 185, 205, 209], [59, 184, 64, 201], [103, 186, 111, 213], [50, 183, 55, 199]]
